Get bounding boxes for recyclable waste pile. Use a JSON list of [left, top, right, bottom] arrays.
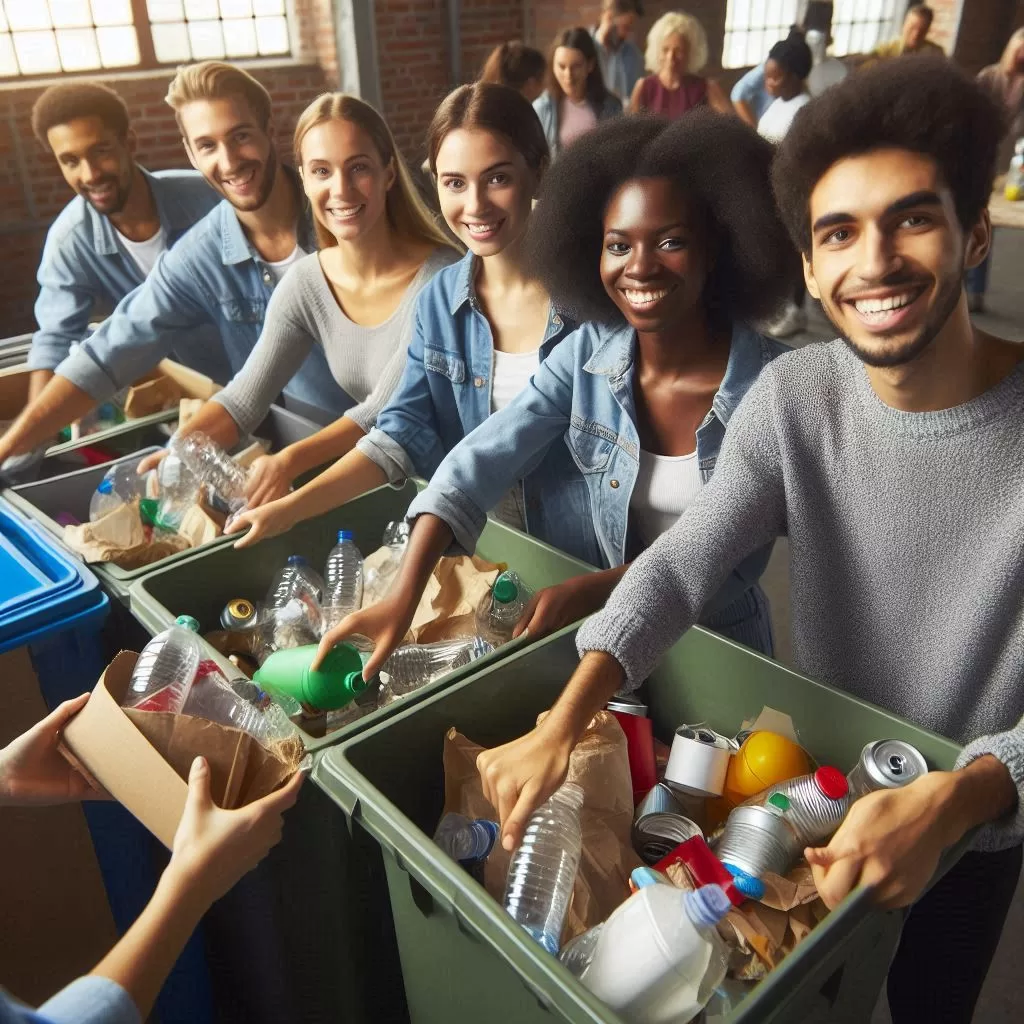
[[435, 699, 932, 1024]]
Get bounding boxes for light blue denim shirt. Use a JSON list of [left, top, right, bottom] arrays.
[[357, 250, 575, 482], [56, 172, 347, 425], [533, 90, 623, 158], [730, 63, 773, 122], [29, 167, 227, 382], [591, 29, 644, 102], [1, 976, 140, 1024], [407, 319, 788, 652]]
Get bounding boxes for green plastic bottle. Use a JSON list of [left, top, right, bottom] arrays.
[[254, 643, 367, 711]]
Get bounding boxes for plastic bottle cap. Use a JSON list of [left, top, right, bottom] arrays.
[[630, 866, 664, 890], [287, 555, 307, 566], [176, 615, 201, 633], [337, 529, 353, 542], [814, 766, 849, 800], [685, 884, 732, 928], [97, 478, 114, 494], [139, 498, 159, 526], [492, 574, 518, 604], [767, 792, 791, 812], [723, 865, 766, 901]]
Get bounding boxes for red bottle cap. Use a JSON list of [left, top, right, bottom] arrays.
[[815, 766, 849, 800]]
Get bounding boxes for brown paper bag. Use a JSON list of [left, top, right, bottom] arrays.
[[63, 502, 191, 568], [442, 710, 642, 945], [123, 376, 184, 419], [178, 505, 224, 547], [177, 397, 204, 429], [412, 555, 502, 642]]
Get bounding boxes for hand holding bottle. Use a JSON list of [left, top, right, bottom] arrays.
[[226, 494, 300, 549], [245, 452, 295, 508]]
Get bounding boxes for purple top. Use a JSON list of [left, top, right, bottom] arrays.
[[636, 74, 708, 118]]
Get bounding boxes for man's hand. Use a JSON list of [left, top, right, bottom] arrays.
[[245, 452, 295, 508], [477, 720, 575, 852], [0, 694, 106, 806], [806, 761, 1014, 909], [312, 590, 420, 678]]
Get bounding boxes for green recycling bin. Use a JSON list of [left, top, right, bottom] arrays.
[[128, 479, 594, 752], [4, 404, 320, 604], [313, 623, 968, 1024]]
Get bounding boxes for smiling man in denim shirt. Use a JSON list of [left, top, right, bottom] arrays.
[[26, 82, 224, 403], [0, 62, 344, 467]]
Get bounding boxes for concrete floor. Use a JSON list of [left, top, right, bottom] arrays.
[[757, 226, 1024, 1023]]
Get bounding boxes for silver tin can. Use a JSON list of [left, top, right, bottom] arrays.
[[847, 740, 929, 800], [220, 597, 257, 630], [760, 770, 850, 846], [713, 804, 801, 878], [632, 812, 703, 864], [607, 695, 648, 717], [634, 782, 686, 821]]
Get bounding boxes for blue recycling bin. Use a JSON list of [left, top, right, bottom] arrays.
[[0, 499, 213, 1023]]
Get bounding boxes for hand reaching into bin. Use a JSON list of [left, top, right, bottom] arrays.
[[225, 492, 301, 548], [511, 567, 630, 641]]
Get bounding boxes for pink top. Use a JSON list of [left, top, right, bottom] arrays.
[[636, 74, 708, 119], [559, 96, 599, 150]]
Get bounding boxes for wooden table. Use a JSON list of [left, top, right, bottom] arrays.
[[989, 176, 1024, 230]]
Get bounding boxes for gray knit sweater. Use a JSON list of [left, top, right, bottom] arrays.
[[577, 340, 1024, 851], [212, 247, 457, 435]]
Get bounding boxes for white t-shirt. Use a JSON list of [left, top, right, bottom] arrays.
[[629, 448, 702, 547], [491, 347, 540, 412], [758, 92, 811, 144], [266, 245, 306, 285], [118, 225, 167, 277]]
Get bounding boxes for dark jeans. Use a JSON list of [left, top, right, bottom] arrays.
[[887, 845, 1022, 1024]]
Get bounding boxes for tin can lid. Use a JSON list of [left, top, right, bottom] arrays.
[[815, 766, 848, 800]]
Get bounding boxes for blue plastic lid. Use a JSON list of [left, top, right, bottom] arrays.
[[287, 555, 307, 566], [0, 504, 108, 654], [337, 529, 353, 541], [723, 864, 766, 901], [630, 866, 665, 890], [97, 477, 114, 495], [684, 884, 732, 928]]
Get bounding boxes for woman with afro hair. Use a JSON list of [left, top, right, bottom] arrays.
[[316, 110, 801, 682]]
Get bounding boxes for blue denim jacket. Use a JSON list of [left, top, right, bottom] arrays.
[[57, 172, 346, 425], [408, 320, 788, 651], [29, 167, 227, 381], [533, 90, 623, 158], [0, 975, 139, 1024], [357, 251, 576, 481]]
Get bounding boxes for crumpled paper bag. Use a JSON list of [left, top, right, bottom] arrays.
[[123, 376, 184, 419], [442, 709, 642, 945], [411, 555, 502, 642], [123, 708, 303, 808], [63, 501, 191, 568], [178, 504, 224, 547], [177, 397, 204, 429]]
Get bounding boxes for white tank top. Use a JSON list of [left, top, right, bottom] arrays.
[[629, 448, 702, 547], [491, 348, 540, 412]]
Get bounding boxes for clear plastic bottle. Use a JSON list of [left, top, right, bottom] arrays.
[[1005, 137, 1024, 201], [434, 813, 500, 864], [363, 520, 410, 605], [155, 452, 200, 530], [582, 883, 731, 1024], [477, 570, 532, 645], [265, 555, 325, 645], [381, 636, 494, 696], [322, 530, 364, 631], [558, 925, 604, 978], [89, 462, 147, 521], [503, 781, 584, 954], [123, 615, 203, 713], [168, 431, 248, 513]]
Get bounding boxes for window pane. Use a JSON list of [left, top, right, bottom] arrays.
[[219, 0, 251, 18], [7, 0, 52, 31], [222, 14, 254, 55], [91, 0, 132, 26], [187, 17, 224, 58], [765, 0, 782, 29], [147, 0, 183, 21], [849, 21, 866, 54], [49, 0, 91, 28], [13, 29, 60, 71], [0, 33, 19, 73], [254, 12, 285, 53], [0, 7, 7, 31], [252, 0, 282, 16], [96, 23, 137, 64], [184, 0, 217, 18], [833, 22, 851, 55], [866, 0, 884, 18], [56, 25, 99, 67], [152, 19, 188, 60]]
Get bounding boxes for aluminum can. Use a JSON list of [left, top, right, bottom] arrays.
[[220, 597, 258, 631], [606, 695, 648, 717], [632, 811, 703, 865], [714, 804, 801, 878], [847, 739, 929, 800], [758, 767, 850, 846]]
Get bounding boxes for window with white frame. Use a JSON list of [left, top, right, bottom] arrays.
[[829, 0, 904, 57], [722, 0, 802, 70], [0, 0, 291, 78]]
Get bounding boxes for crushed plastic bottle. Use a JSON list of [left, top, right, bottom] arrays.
[[89, 462, 148, 521], [362, 520, 410, 605], [476, 570, 532, 645], [123, 615, 203, 713], [434, 813, 500, 864], [323, 530, 364, 631], [504, 782, 584, 954], [380, 636, 494, 697], [265, 556, 325, 647], [155, 452, 200, 530], [168, 431, 248, 515]]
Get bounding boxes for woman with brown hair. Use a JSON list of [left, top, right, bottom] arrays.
[[141, 92, 459, 504], [227, 83, 575, 545], [478, 40, 547, 102], [533, 27, 622, 158]]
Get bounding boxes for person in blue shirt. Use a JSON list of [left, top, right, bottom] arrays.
[[26, 82, 223, 403], [226, 82, 574, 543], [591, 0, 645, 103], [0, 61, 347, 468], [314, 111, 800, 679], [0, 693, 302, 1024], [731, 62, 773, 127]]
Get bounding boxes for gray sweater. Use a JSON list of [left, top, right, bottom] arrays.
[[212, 247, 457, 435], [577, 340, 1024, 851]]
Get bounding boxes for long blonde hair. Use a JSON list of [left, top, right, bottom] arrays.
[[293, 93, 453, 252], [1000, 28, 1024, 76], [644, 11, 709, 75]]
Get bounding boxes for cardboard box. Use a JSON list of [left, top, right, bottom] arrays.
[[62, 651, 299, 849]]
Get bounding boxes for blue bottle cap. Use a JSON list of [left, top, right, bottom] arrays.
[[630, 866, 665, 889], [337, 529, 353, 541], [287, 555, 307, 566], [684, 884, 732, 928], [722, 863, 766, 901], [97, 477, 114, 494]]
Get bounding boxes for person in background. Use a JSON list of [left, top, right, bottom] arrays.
[[478, 40, 547, 103], [869, 3, 943, 62], [0, 62, 349, 470], [967, 28, 1024, 312], [314, 111, 800, 677], [591, 0, 645, 103], [730, 61, 773, 128], [473, 58, 1022, 1024], [0, 694, 302, 1024], [137, 94, 458, 508], [26, 83, 222, 405], [805, 27, 848, 96], [533, 27, 622, 159], [226, 83, 570, 540], [630, 11, 731, 118]]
